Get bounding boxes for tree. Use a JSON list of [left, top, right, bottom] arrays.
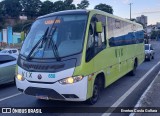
[[150, 30, 160, 40], [40, 0, 54, 15], [94, 3, 113, 14], [77, 0, 89, 9], [52, 1, 65, 12], [0, 0, 22, 17], [0, 2, 3, 16], [52, 0, 76, 12], [20, 0, 42, 18], [63, 0, 76, 10]]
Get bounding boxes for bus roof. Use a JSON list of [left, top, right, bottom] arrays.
[[37, 9, 89, 19], [37, 9, 142, 27]]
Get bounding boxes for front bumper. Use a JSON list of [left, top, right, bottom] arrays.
[[16, 76, 88, 101]]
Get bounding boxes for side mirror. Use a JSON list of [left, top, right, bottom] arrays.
[[96, 22, 102, 33]]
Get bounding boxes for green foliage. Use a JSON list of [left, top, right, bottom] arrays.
[[52, 0, 76, 12], [0, 2, 3, 16], [13, 21, 33, 32], [0, 0, 22, 17], [20, 0, 42, 17], [77, 0, 89, 9], [0, 0, 116, 18], [40, 0, 54, 15], [63, 0, 76, 10], [52, 1, 65, 12], [0, 0, 118, 33], [0, 18, 4, 30], [151, 30, 160, 40], [94, 3, 113, 14]]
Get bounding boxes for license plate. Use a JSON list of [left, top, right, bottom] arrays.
[[36, 95, 49, 100]]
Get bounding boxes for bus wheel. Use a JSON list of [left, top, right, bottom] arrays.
[[129, 60, 137, 76], [87, 79, 100, 105]]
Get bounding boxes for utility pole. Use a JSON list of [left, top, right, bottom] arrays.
[[129, 3, 133, 20]]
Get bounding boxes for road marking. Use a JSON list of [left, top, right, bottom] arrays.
[[102, 61, 160, 116], [0, 93, 22, 102], [129, 71, 160, 116]]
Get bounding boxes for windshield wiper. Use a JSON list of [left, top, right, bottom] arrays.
[[47, 16, 61, 61], [26, 27, 49, 60]]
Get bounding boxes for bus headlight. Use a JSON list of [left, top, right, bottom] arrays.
[[59, 76, 83, 85], [17, 74, 25, 81]]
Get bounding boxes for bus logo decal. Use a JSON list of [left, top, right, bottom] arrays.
[[22, 71, 32, 78], [29, 72, 32, 78], [48, 74, 55, 78], [38, 74, 42, 80]]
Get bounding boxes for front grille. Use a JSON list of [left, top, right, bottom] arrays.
[[62, 94, 79, 99], [23, 62, 64, 70], [25, 87, 65, 100]]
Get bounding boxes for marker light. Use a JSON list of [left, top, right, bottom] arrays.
[[59, 76, 83, 85]]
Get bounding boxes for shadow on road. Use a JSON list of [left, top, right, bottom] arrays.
[[0, 82, 15, 90]]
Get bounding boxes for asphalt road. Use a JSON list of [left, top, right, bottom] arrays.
[[0, 41, 160, 116]]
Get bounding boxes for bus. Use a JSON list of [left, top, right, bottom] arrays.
[[16, 9, 144, 105]]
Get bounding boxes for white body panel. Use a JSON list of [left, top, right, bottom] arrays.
[[16, 66, 88, 101]]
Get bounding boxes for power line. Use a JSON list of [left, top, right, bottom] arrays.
[[134, 11, 160, 14]]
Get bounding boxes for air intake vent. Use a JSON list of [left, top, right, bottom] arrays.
[[23, 62, 64, 71]]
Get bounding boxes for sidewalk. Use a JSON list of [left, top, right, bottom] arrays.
[[134, 71, 160, 116]]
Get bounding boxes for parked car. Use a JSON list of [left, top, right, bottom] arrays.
[[145, 44, 155, 61], [0, 53, 18, 85], [0, 48, 19, 55]]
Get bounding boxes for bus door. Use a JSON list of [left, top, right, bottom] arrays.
[[86, 14, 107, 71], [90, 15, 107, 72]]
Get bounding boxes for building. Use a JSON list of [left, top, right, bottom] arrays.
[[136, 15, 148, 28]]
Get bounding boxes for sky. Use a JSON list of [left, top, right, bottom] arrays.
[[47, 0, 160, 25], [0, 0, 159, 25]]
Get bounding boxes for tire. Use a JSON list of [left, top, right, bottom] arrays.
[[148, 55, 152, 61], [12, 76, 16, 84], [14, 77, 16, 84], [86, 79, 100, 105], [129, 60, 137, 76]]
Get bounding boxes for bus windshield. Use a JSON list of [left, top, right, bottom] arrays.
[[20, 14, 87, 59]]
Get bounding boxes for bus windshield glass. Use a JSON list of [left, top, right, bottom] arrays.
[[20, 14, 87, 59]]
